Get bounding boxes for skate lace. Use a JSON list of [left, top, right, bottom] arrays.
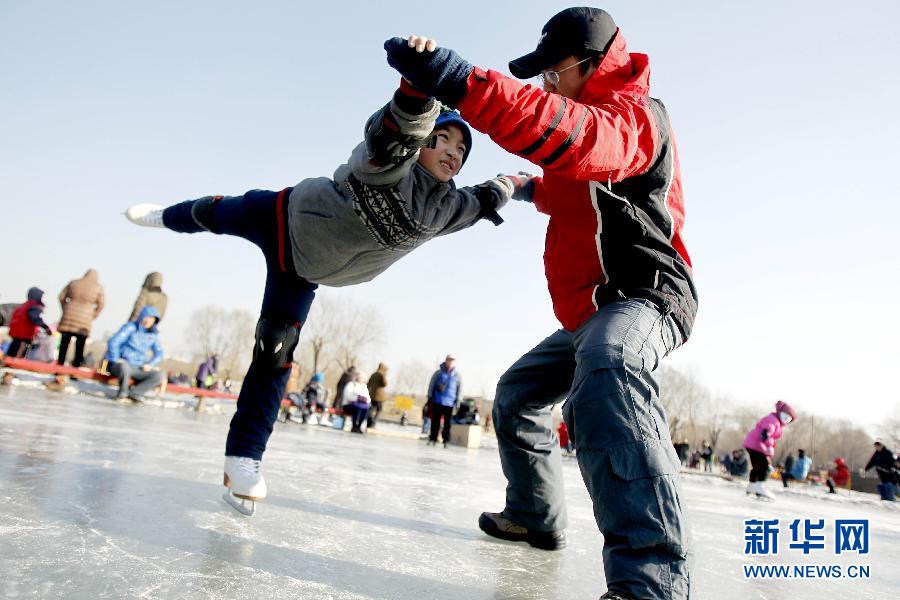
[[236, 456, 261, 475]]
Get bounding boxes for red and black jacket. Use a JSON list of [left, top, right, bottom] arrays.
[[8, 299, 43, 341], [457, 30, 697, 336]]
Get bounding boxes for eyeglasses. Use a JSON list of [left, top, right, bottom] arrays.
[[539, 56, 592, 87]]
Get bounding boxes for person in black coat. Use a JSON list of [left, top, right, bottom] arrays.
[[674, 439, 690, 467], [865, 442, 897, 484], [865, 441, 898, 501]]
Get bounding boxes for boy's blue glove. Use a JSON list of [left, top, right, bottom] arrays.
[[384, 37, 474, 108], [498, 172, 536, 203]]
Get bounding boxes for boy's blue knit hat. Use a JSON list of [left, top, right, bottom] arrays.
[[433, 108, 472, 169]]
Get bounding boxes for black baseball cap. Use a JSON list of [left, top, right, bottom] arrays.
[[509, 7, 618, 79]]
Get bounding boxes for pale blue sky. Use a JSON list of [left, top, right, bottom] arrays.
[[2, 2, 898, 424]]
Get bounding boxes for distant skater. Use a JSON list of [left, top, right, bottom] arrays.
[[743, 401, 797, 500]]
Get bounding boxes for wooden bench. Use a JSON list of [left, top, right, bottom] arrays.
[[1, 356, 237, 404]]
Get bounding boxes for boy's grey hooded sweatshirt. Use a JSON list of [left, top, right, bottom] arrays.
[[287, 92, 512, 287]]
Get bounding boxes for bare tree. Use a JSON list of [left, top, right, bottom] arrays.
[[183, 305, 256, 379], [298, 294, 340, 374], [393, 360, 433, 396], [329, 297, 385, 371], [715, 406, 767, 456], [658, 365, 710, 443], [830, 419, 875, 473], [705, 405, 728, 451], [776, 413, 876, 472], [296, 293, 385, 378], [881, 408, 900, 451]]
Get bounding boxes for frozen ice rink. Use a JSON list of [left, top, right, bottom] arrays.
[[1, 384, 898, 599]]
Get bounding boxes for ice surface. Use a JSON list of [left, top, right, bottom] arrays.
[[1, 384, 898, 599]]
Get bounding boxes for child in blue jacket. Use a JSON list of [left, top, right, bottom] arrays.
[[104, 306, 164, 402]]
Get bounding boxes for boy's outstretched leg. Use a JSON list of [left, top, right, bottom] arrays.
[[126, 192, 248, 235], [212, 189, 317, 515], [223, 268, 315, 515], [125, 188, 317, 515]]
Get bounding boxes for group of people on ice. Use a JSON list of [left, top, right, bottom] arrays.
[[281, 356, 471, 447], [736, 400, 898, 501], [1, 272, 169, 402], [280, 365, 380, 434]]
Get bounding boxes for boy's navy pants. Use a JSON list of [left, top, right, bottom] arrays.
[[163, 189, 317, 460]]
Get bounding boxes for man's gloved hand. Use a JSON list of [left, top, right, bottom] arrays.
[[497, 172, 536, 202], [384, 36, 474, 108]]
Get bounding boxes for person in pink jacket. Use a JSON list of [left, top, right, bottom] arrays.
[[743, 400, 796, 500]]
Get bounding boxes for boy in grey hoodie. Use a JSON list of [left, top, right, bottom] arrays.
[[125, 76, 527, 514]]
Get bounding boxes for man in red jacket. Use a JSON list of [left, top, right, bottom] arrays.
[[386, 8, 696, 599]]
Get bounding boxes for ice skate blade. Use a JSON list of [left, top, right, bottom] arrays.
[[222, 474, 265, 501], [222, 491, 256, 516], [755, 494, 775, 502]]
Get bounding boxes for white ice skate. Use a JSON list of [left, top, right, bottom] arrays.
[[222, 456, 267, 516], [745, 482, 757, 495], [755, 482, 775, 502], [125, 203, 166, 228]]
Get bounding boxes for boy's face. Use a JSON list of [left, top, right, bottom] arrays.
[[418, 124, 466, 183]]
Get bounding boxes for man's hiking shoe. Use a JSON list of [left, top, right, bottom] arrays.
[[478, 512, 566, 550], [599, 592, 637, 600]]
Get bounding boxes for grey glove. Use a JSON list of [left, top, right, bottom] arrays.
[[496, 172, 536, 202]]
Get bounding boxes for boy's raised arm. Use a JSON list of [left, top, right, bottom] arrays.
[[348, 80, 441, 187], [436, 174, 528, 237]]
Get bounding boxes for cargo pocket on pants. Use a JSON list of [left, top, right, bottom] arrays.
[[602, 440, 688, 557]]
